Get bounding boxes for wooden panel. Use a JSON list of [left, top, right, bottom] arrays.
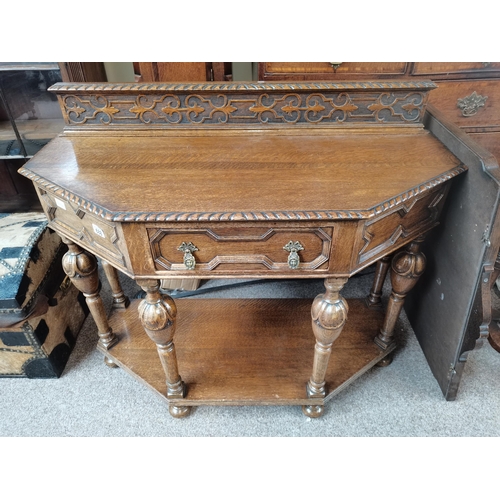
[[412, 62, 500, 77], [58, 62, 107, 82], [468, 131, 500, 162], [160, 278, 201, 291], [355, 187, 448, 265], [38, 191, 128, 269], [259, 62, 408, 80], [149, 226, 332, 274], [427, 81, 500, 130], [50, 81, 435, 130], [138, 62, 210, 82], [102, 298, 389, 406]]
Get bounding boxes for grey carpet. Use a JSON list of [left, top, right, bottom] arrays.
[[1, 268, 499, 437]]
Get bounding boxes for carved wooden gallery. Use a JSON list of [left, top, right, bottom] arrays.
[[18, 79, 500, 418]]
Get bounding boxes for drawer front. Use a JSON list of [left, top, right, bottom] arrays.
[[37, 189, 128, 268], [355, 187, 448, 268], [412, 62, 500, 77], [148, 226, 332, 274], [428, 81, 500, 130], [259, 62, 408, 80]]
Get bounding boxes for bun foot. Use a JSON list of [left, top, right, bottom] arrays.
[[302, 404, 324, 418], [169, 405, 191, 418], [104, 356, 118, 368], [376, 354, 393, 367]]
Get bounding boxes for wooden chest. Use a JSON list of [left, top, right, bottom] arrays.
[[0, 278, 88, 377]]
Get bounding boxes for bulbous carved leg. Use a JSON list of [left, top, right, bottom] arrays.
[[137, 279, 190, 418], [101, 260, 130, 309], [303, 277, 349, 418], [375, 237, 426, 360], [366, 255, 391, 309], [61, 238, 118, 366]]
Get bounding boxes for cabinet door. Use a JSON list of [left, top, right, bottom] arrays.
[[405, 105, 500, 400]]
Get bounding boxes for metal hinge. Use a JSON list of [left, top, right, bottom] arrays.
[[482, 224, 491, 247], [447, 363, 457, 381]]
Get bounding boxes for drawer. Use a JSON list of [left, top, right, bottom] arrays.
[[355, 186, 449, 268], [37, 189, 128, 269], [259, 62, 408, 80], [412, 62, 500, 78], [148, 226, 333, 274], [427, 81, 500, 130]]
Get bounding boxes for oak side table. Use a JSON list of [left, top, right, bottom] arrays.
[[19, 81, 467, 418]]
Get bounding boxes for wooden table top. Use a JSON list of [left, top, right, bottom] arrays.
[[21, 129, 463, 222]]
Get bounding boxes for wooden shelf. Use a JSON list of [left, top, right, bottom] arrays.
[[100, 298, 393, 408]]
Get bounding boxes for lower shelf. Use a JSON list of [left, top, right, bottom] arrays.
[[100, 297, 394, 408]]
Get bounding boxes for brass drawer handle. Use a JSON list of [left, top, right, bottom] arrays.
[[283, 241, 304, 269], [178, 242, 198, 270], [329, 62, 343, 70], [457, 91, 488, 117]]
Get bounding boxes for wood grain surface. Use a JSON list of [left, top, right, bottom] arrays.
[[21, 132, 462, 218]]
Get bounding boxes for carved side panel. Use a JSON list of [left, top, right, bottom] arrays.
[[148, 226, 332, 274], [356, 187, 447, 266], [38, 189, 128, 269]]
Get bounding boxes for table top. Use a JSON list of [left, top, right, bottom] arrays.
[[21, 129, 463, 222]]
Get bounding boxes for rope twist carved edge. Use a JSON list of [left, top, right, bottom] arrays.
[[19, 165, 467, 223]]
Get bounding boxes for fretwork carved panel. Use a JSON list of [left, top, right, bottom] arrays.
[[51, 82, 437, 129]]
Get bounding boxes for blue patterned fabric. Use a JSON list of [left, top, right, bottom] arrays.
[[0, 213, 48, 306]]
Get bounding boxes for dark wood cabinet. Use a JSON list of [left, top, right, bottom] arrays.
[[135, 62, 232, 82]]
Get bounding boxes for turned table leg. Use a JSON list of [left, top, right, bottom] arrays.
[[101, 260, 130, 309], [61, 238, 118, 367], [303, 277, 349, 418], [137, 279, 190, 419], [366, 255, 391, 308], [375, 237, 426, 365]]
